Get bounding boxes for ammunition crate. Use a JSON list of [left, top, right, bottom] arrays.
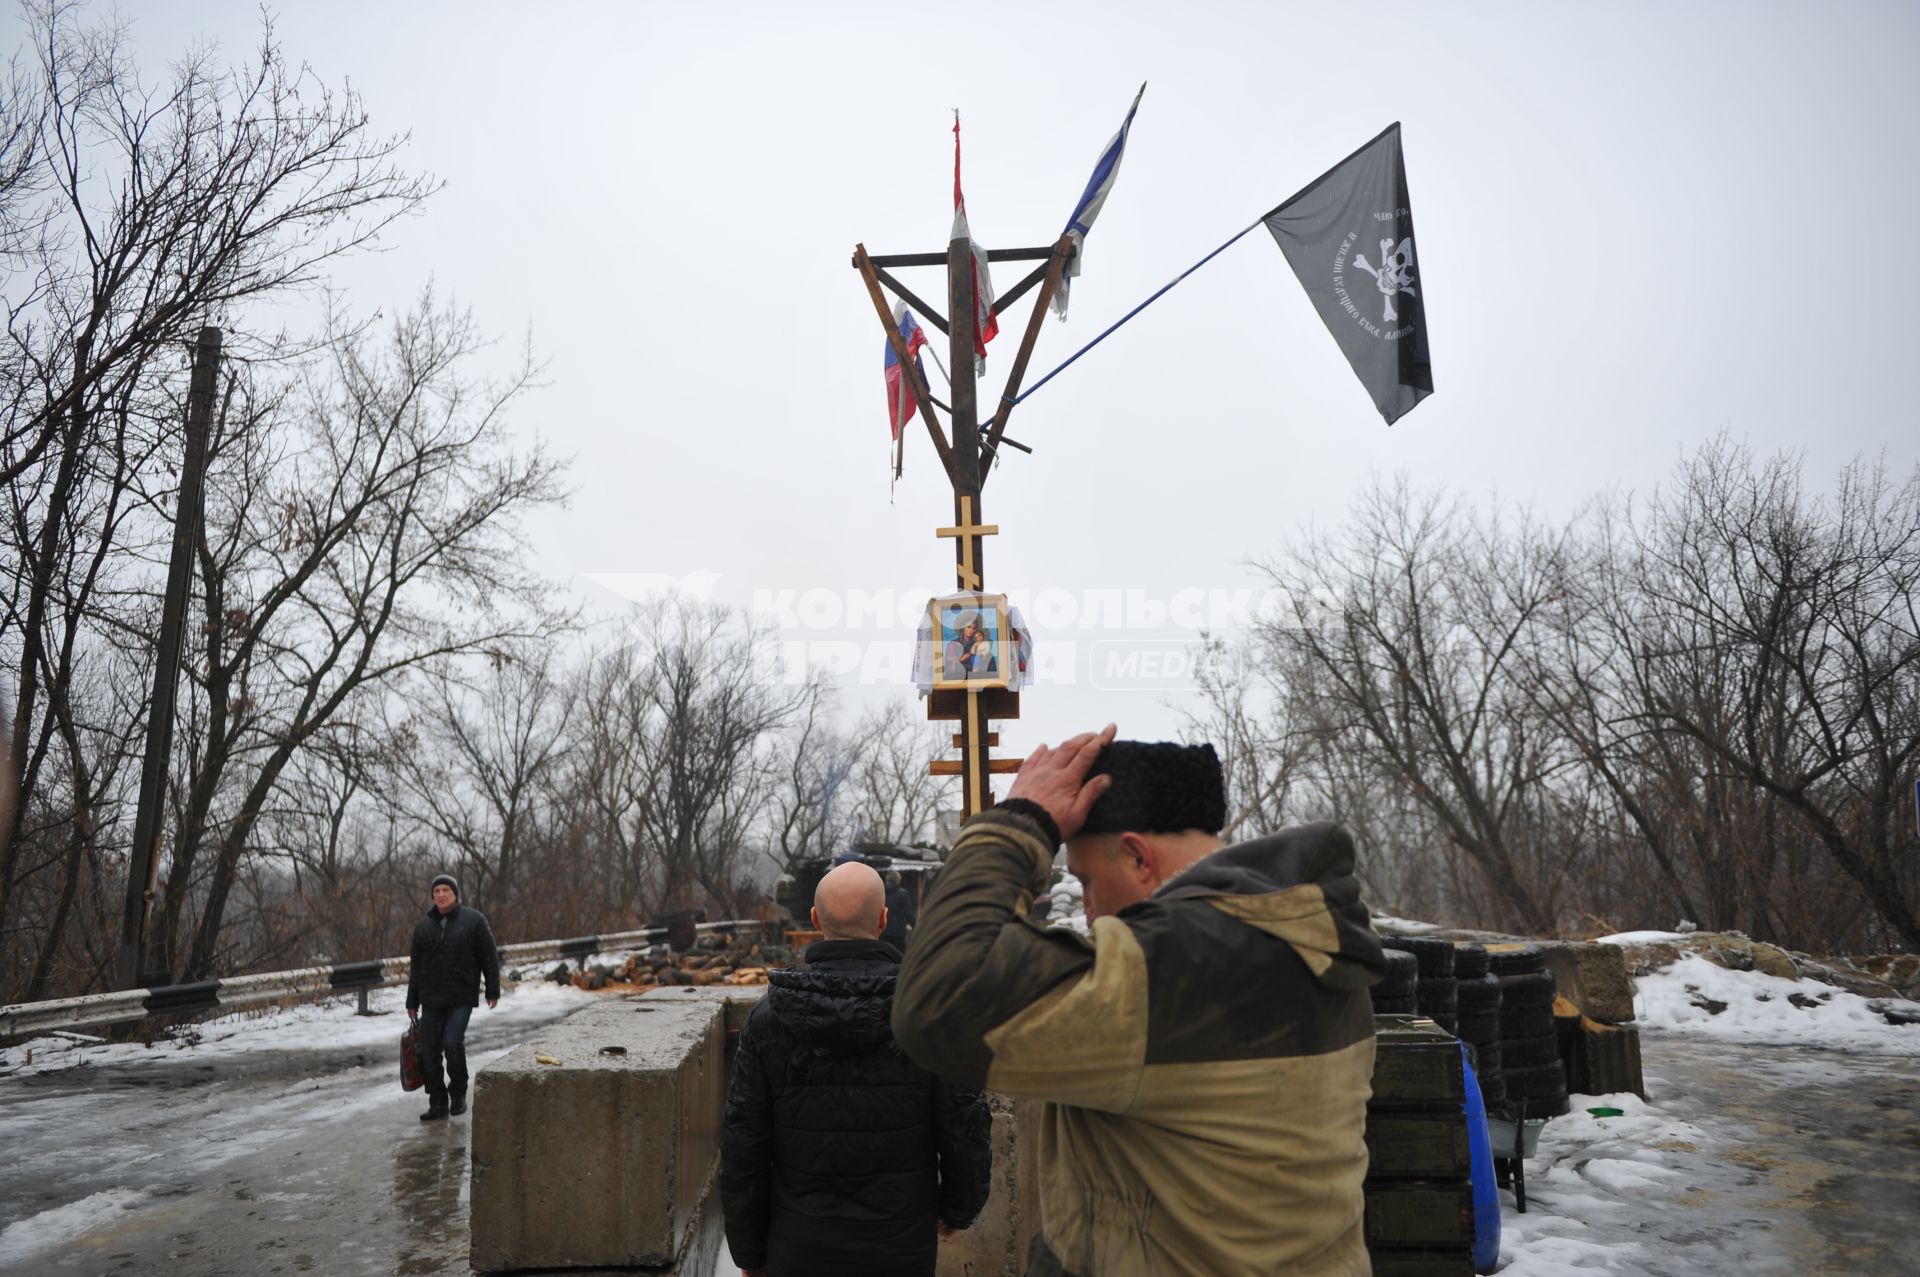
[[1367, 1245, 1476, 1276], [1364, 1112, 1472, 1180], [1370, 1015, 1465, 1109], [1364, 1182, 1476, 1248]]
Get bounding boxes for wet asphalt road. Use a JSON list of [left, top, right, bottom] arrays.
[[1636, 1037, 1920, 1276], [1, 1027, 1914, 1275], [0, 1022, 497, 1276]]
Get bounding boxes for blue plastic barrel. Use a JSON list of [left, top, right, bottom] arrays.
[[1460, 1042, 1502, 1272]]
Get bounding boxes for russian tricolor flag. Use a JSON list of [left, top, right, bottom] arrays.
[[884, 302, 928, 441]]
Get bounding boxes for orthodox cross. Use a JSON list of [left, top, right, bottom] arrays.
[[852, 220, 1073, 816]]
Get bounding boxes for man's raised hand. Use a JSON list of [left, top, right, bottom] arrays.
[[1007, 724, 1116, 841]]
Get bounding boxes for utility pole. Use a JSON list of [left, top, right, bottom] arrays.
[[116, 326, 219, 990]]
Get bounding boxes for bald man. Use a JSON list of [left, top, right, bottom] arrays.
[[720, 862, 992, 1277]]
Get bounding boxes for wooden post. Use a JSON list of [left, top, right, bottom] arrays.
[[117, 326, 220, 990], [946, 236, 995, 813]]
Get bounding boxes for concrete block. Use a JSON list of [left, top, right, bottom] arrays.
[[1569, 1017, 1645, 1099], [638, 981, 768, 1038], [470, 998, 725, 1272], [1540, 943, 1637, 1024], [938, 1093, 1041, 1277]]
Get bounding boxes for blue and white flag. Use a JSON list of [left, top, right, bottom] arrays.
[[1055, 83, 1146, 319]]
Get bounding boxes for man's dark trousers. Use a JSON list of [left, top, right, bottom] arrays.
[[417, 1004, 474, 1106]]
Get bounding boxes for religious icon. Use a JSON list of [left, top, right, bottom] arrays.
[[926, 592, 1012, 690]]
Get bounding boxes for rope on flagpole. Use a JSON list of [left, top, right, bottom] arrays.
[[995, 215, 1267, 418]]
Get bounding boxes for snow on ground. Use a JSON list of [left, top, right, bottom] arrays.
[[0, 977, 597, 1079], [1618, 950, 1920, 1056], [1593, 929, 1691, 945], [1493, 1093, 1710, 1275], [1371, 911, 1445, 934]]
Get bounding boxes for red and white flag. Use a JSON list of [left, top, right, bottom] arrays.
[[952, 113, 998, 373]]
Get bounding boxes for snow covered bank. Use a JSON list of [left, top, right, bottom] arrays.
[[1620, 951, 1920, 1056], [0, 979, 597, 1080]]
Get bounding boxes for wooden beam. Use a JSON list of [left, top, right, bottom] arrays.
[[931, 758, 1024, 776], [994, 260, 1051, 312], [926, 688, 1020, 720], [853, 243, 953, 475], [873, 266, 948, 336], [979, 233, 1073, 493], [952, 732, 999, 748], [869, 245, 1055, 268]]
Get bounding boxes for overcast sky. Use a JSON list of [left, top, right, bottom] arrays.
[[44, 0, 1920, 771]]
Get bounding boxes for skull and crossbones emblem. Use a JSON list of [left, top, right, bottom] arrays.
[[1352, 237, 1417, 323]]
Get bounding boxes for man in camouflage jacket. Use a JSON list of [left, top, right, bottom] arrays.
[[894, 729, 1386, 1277]]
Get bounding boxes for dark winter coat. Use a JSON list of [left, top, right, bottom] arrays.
[[880, 885, 915, 953], [405, 903, 501, 1011], [719, 938, 992, 1277]]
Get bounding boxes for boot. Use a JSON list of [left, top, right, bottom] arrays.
[[449, 1094, 467, 1117], [420, 1101, 449, 1122]]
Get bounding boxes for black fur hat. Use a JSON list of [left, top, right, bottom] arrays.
[[1080, 741, 1226, 837]]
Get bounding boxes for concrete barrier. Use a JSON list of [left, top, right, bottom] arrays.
[[1539, 942, 1637, 1025], [471, 992, 753, 1272], [470, 981, 1047, 1275], [936, 1093, 1042, 1277]]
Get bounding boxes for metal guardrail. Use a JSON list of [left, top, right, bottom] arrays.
[[0, 920, 762, 1039]]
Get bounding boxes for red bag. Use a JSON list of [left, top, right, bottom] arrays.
[[400, 1021, 425, 1092]]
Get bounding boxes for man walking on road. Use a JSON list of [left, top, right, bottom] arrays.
[[894, 728, 1387, 1276], [405, 873, 500, 1122], [720, 861, 992, 1277]]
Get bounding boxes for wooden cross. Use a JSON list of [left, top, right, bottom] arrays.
[[852, 226, 1074, 815], [935, 497, 998, 590]]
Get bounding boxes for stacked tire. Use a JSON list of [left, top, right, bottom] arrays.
[[1451, 944, 1506, 1108], [1382, 937, 1458, 1032], [1372, 947, 1420, 1015], [1488, 944, 1569, 1118]]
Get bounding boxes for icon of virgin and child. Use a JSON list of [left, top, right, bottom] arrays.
[[941, 606, 998, 681]]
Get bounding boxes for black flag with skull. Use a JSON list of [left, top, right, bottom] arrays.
[[1263, 122, 1432, 425]]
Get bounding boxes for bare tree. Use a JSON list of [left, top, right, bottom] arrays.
[[620, 598, 811, 913], [153, 294, 564, 982], [844, 700, 944, 848], [0, 4, 436, 994], [768, 684, 853, 870], [1619, 440, 1920, 949], [1251, 477, 1578, 934], [385, 641, 576, 932]]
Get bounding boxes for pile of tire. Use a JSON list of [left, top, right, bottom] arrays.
[[1488, 944, 1569, 1118], [1372, 947, 1420, 1015], [1381, 936, 1458, 1031], [1451, 944, 1506, 1108]]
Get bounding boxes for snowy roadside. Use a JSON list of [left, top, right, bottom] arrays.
[[5, 926, 1915, 1275], [0, 977, 599, 1080], [1484, 934, 1918, 1274]]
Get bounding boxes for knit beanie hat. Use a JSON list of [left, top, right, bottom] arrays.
[[430, 873, 460, 898], [1080, 741, 1227, 837]]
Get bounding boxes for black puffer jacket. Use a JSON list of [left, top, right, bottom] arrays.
[[719, 938, 992, 1277], [404, 903, 501, 1011]]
